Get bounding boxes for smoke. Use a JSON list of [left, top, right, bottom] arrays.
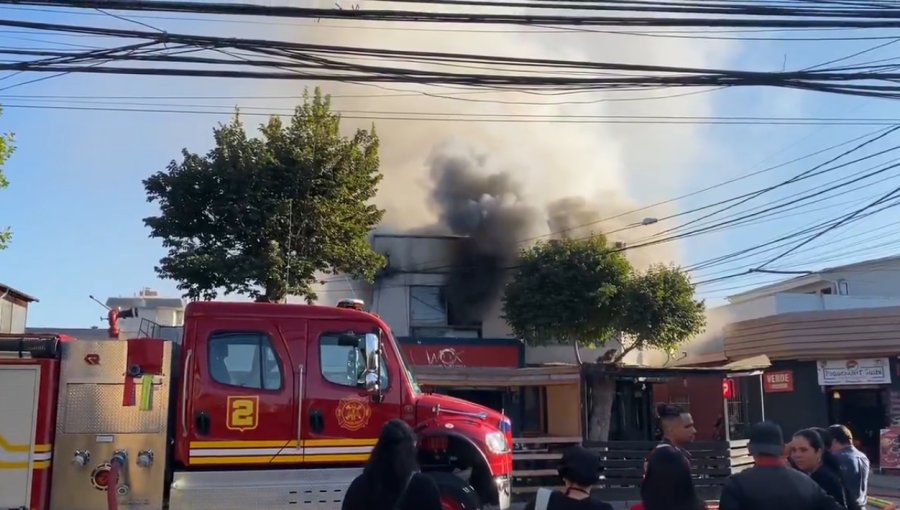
[[427, 142, 541, 324], [285, 1, 739, 313]]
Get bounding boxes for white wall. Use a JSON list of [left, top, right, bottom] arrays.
[[367, 235, 516, 339], [0, 296, 27, 334], [675, 278, 900, 365], [726, 293, 900, 323]]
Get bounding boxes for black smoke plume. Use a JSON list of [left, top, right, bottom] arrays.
[[427, 148, 539, 326], [419, 146, 652, 327]]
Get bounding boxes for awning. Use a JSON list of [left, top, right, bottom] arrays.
[[582, 354, 772, 378], [413, 365, 581, 387]]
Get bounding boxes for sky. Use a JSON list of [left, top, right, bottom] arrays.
[[2, 2, 900, 327]]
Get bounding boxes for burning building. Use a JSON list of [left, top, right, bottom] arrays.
[[309, 142, 677, 438]]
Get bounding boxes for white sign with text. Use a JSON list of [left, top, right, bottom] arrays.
[[817, 358, 892, 386]]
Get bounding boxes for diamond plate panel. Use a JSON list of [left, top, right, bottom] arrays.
[[169, 468, 361, 510], [50, 340, 173, 510], [61, 383, 164, 434]]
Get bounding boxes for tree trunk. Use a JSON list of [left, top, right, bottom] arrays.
[[588, 374, 616, 442]]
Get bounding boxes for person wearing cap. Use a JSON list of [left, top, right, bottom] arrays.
[[524, 445, 613, 510], [719, 421, 844, 510]]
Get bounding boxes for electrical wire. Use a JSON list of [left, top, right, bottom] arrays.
[[15, 0, 900, 28]]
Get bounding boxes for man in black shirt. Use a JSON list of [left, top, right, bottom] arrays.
[[645, 403, 696, 473]]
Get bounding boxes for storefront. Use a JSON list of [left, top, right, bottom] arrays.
[[758, 357, 895, 462], [724, 307, 900, 465], [397, 337, 545, 435]]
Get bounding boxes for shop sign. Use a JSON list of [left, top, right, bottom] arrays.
[[881, 427, 900, 469], [763, 370, 794, 393], [401, 343, 520, 368], [817, 358, 891, 386]]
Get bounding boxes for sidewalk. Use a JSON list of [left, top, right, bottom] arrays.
[[870, 472, 900, 498]]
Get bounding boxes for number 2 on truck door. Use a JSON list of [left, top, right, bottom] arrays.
[[181, 317, 301, 466]]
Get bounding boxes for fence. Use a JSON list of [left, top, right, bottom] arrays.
[[512, 438, 753, 503]]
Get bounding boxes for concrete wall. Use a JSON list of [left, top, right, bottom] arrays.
[[0, 294, 27, 334]]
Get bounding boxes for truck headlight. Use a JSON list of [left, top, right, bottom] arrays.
[[485, 432, 510, 454]]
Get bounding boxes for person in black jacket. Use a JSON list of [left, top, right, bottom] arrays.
[[342, 419, 441, 510], [719, 421, 843, 510], [523, 446, 613, 510], [792, 429, 851, 509]]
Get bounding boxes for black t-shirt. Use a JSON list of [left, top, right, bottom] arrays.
[[341, 471, 442, 510], [523, 491, 615, 510]]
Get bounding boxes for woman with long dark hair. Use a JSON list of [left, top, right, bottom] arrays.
[[631, 446, 706, 510], [341, 419, 441, 510], [791, 428, 850, 509]]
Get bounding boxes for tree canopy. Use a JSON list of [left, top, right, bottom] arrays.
[[143, 88, 386, 302], [0, 108, 15, 251], [502, 235, 705, 361], [502, 235, 706, 441]]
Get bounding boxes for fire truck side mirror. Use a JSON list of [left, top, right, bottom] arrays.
[[363, 333, 380, 394]]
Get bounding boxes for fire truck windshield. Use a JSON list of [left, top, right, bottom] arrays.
[[394, 336, 422, 395]]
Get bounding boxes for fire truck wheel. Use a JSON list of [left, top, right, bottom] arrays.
[[427, 471, 482, 510]]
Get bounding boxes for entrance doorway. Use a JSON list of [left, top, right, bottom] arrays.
[[827, 387, 888, 464]]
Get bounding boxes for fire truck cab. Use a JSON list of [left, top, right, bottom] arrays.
[[0, 300, 513, 510]]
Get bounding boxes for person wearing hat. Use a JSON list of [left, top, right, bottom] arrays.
[[718, 421, 844, 510], [524, 445, 613, 510]]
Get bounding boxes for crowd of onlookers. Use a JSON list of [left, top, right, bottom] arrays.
[[340, 405, 873, 510]]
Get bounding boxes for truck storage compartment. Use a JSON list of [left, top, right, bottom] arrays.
[[49, 339, 173, 510], [0, 335, 60, 510]]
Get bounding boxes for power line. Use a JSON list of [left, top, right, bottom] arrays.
[[13, 98, 900, 125], [754, 184, 900, 268], [3, 19, 900, 98], [9, 6, 900, 41], [12, 0, 900, 28]]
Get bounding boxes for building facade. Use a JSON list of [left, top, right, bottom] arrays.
[[105, 287, 184, 339], [0, 283, 37, 334], [671, 255, 900, 460], [313, 234, 611, 437]]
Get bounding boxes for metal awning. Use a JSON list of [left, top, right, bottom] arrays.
[[582, 354, 771, 378], [413, 365, 581, 387]]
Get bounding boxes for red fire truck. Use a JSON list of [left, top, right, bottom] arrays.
[[0, 300, 513, 510]]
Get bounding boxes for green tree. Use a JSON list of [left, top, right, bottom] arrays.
[[0, 108, 15, 250], [502, 236, 705, 441], [143, 88, 386, 302]]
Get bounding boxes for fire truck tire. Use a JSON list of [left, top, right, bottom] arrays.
[[428, 471, 482, 510]]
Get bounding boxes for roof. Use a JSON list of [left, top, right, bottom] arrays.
[[0, 282, 38, 302], [584, 354, 771, 378], [26, 327, 110, 340], [727, 254, 900, 303], [414, 365, 581, 387]]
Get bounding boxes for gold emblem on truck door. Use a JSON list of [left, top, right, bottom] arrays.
[[226, 396, 259, 432], [335, 396, 371, 432]]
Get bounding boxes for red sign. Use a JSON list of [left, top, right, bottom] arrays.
[[763, 370, 794, 393], [722, 379, 735, 399], [401, 343, 519, 368], [84, 354, 100, 365]]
